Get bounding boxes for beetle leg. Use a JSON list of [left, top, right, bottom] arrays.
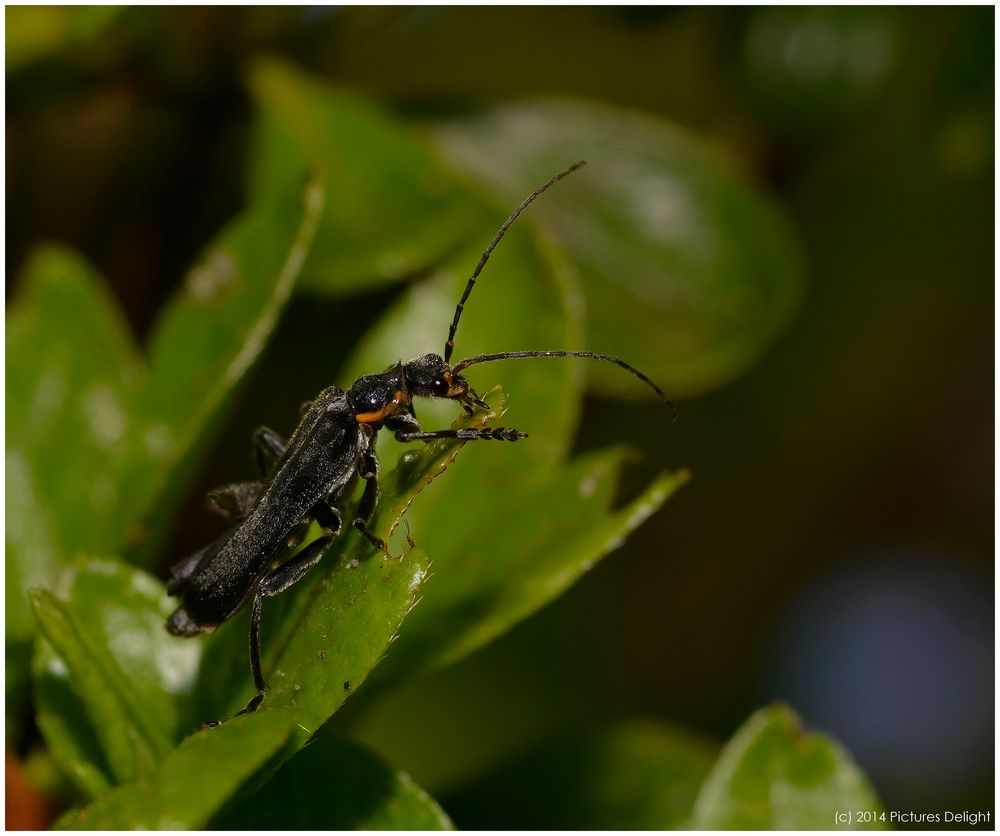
[[394, 427, 528, 443], [353, 448, 389, 555], [261, 530, 337, 598], [312, 500, 343, 535], [387, 410, 526, 443], [205, 481, 261, 522], [252, 426, 287, 480], [235, 591, 266, 716], [385, 411, 421, 435], [235, 530, 338, 717]]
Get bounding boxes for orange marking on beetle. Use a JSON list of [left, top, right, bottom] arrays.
[[355, 390, 406, 424]]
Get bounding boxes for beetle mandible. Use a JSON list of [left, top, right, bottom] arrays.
[[165, 161, 673, 719]]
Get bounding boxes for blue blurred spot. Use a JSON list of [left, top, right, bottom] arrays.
[[765, 550, 992, 806]]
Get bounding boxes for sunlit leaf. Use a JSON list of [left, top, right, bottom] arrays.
[[31, 558, 201, 797], [7, 244, 143, 742], [33, 557, 201, 777], [691, 704, 886, 829], [7, 248, 142, 634], [32, 641, 113, 800], [29, 589, 171, 785], [430, 99, 803, 398]]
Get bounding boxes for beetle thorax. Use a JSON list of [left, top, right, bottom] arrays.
[[348, 369, 411, 425]]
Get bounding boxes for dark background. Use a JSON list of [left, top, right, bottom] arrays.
[[7, 6, 993, 822]]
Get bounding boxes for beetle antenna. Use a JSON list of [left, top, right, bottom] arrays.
[[443, 161, 586, 364], [451, 350, 676, 419]]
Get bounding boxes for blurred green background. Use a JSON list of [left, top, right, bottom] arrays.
[[7, 5, 993, 826]]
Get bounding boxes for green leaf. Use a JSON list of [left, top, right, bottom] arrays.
[[7, 175, 323, 742], [336, 232, 683, 678], [337, 232, 582, 666], [85, 399, 505, 826], [214, 731, 454, 829], [29, 589, 172, 785], [186, 223, 598, 723], [56, 711, 297, 830], [252, 539, 432, 736], [429, 99, 803, 398], [691, 705, 886, 829], [29, 558, 200, 794], [187, 395, 513, 730], [444, 722, 717, 829], [32, 558, 201, 792], [429, 460, 687, 669], [247, 58, 478, 294], [33, 639, 114, 799], [6, 245, 138, 743], [6, 449, 60, 742], [119, 172, 326, 563], [7, 248, 142, 640], [6, 169, 324, 591]]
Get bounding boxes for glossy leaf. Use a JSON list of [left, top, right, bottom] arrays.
[[6, 172, 325, 610], [32, 640, 114, 799], [72, 400, 506, 826], [336, 232, 682, 678], [7, 248, 142, 643], [251, 539, 431, 736], [7, 251, 127, 746], [31, 558, 201, 800], [7, 176, 322, 742], [691, 704, 886, 829], [187, 395, 512, 730], [430, 99, 803, 398], [56, 711, 297, 830], [29, 589, 172, 785], [32, 557, 201, 794], [215, 731, 454, 829], [444, 722, 717, 829], [246, 58, 479, 294]]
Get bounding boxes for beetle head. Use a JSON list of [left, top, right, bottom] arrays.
[[403, 353, 487, 414]]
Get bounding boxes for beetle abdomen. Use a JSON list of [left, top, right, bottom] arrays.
[[166, 604, 212, 636]]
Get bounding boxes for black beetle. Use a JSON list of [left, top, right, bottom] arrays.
[[166, 162, 672, 719]]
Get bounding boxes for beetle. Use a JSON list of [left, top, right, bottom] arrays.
[[166, 161, 673, 719]]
